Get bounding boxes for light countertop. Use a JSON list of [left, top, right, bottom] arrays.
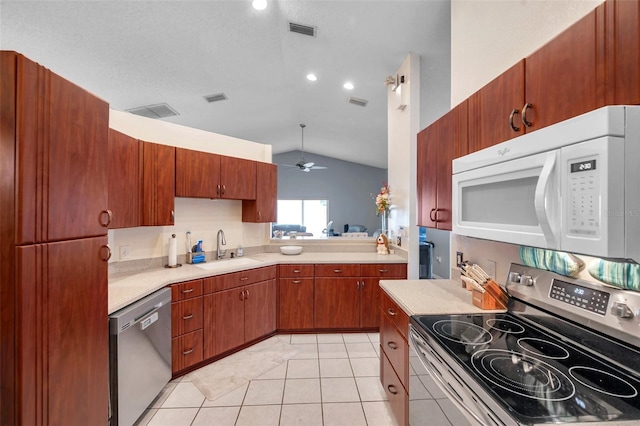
[[379, 279, 506, 316], [109, 252, 406, 315]]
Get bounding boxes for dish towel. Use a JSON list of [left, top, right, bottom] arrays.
[[519, 246, 584, 277], [588, 259, 640, 291]]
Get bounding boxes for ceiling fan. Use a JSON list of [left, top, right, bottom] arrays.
[[281, 124, 328, 172]]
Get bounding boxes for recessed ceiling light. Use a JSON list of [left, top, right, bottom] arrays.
[[306, 73, 318, 82], [252, 0, 267, 10], [343, 82, 354, 90]]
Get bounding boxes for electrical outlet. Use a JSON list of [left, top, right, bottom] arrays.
[[436, 256, 443, 263], [486, 259, 496, 279], [119, 245, 130, 260], [456, 251, 464, 267]]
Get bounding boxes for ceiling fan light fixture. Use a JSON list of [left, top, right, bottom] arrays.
[[343, 82, 354, 90], [306, 73, 318, 82]]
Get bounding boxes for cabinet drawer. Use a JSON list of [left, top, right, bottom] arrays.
[[314, 263, 360, 277], [170, 279, 203, 301], [361, 263, 407, 278], [204, 266, 276, 293], [381, 350, 409, 426], [279, 264, 314, 278], [172, 329, 203, 373], [171, 297, 203, 337], [380, 311, 409, 389], [380, 291, 409, 340]]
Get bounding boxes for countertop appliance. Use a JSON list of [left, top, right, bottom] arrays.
[[410, 263, 640, 425], [452, 105, 640, 262], [109, 288, 172, 426]]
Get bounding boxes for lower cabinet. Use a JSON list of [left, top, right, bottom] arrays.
[[379, 289, 410, 425], [170, 279, 204, 375], [314, 277, 361, 328]]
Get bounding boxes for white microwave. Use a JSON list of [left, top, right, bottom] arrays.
[[452, 105, 640, 262]]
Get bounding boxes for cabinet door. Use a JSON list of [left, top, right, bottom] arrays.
[[140, 141, 175, 226], [16, 237, 109, 425], [175, 148, 221, 198], [417, 125, 437, 228], [242, 162, 277, 222], [608, 0, 640, 105], [314, 278, 360, 329], [220, 156, 256, 200], [108, 129, 140, 228], [244, 279, 276, 342], [212, 288, 245, 355], [435, 101, 468, 231], [468, 60, 525, 153], [278, 277, 314, 330], [525, 6, 605, 132], [360, 278, 381, 328]]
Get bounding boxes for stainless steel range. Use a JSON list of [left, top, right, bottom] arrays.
[[409, 263, 640, 425]]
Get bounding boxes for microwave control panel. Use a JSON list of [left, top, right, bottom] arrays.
[[567, 157, 600, 237]]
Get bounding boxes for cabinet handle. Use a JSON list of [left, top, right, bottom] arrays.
[[387, 385, 398, 395], [240, 277, 249, 281], [221, 184, 226, 195], [182, 314, 194, 320], [257, 211, 261, 221], [362, 281, 365, 289], [387, 341, 398, 350], [387, 308, 397, 316], [333, 269, 343, 273], [521, 103, 533, 128], [182, 288, 194, 294], [293, 270, 301, 273], [509, 108, 520, 132], [379, 269, 388, 273], [101, 245, 112, 262], [99, 209, 112, 227], [171, 210, 175, 223], [217, 184, 221, 195], [356, 281, 360, 289], [183, 348, 194, 355], [240, 291, 245, 301], [292, 280, 302, 284], [434, 208, 440, 223], [429, 208, 436, 222]]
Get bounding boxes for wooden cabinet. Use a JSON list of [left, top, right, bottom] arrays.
[[203, 266, 277, 359], [313, 263, 407, 330], [242, 161, 277, 222], [278, 264, 314, 331], [140, 141, 175, 226], [1, 51, 110, 425], [606, 0, 640, 105], [175, 148, 257, 200], [170, 279, 204, 374], [108, 129, 140, 228], [16, 237, 109, 425], [379, 290, 409, 426], [417, 101, 468, 230]]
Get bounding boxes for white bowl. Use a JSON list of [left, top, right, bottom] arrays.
[[280, 245, 303, 255]]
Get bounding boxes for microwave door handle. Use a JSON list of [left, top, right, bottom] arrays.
[[534, 152, 558, 247]]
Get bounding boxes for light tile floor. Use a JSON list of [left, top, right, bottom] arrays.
[[134, 333, 470, 426]]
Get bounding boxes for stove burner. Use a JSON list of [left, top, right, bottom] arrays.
[[472, 349, 575, 401], [517, 337, 570, 360], [433, 320, 492, 345], [486, 318, 525, 334], [569, 366, 639, 398]]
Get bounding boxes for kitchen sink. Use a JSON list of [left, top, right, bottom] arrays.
[[194, 257, 263, 271]]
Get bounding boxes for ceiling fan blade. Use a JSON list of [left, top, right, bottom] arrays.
[[303, 161, 315, 168], [303, 167, 311, 172], [310, 165, 328, 170]]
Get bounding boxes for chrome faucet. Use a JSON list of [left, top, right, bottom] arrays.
[[216, 229, 227, 259]]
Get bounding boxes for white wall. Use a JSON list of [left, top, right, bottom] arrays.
[[451, 0, 604, 106], [108, 110, 272, 263], [450, 0, 605, 282], [388, 53, 421, 279]]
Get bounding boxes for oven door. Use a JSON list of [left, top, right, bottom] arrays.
[[409, 327, 510, 426]]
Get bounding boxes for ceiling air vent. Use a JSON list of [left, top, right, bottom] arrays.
[[348, 97, 368, 107], [204, 93, 228, 103], [289, 21, 316, 37], [126, 103, 179, 119]]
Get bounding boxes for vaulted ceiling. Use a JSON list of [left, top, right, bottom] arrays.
[[0, 1, 450, 168]]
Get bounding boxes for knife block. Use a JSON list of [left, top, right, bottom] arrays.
[[472, 289, 504, 310]]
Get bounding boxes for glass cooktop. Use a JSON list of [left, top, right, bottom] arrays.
[[411, 313, 640, 424]]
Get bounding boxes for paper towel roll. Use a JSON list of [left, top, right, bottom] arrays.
[[168, 234, 177, 267]]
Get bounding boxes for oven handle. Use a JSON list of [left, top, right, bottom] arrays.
[[409, 329, 489, 426]]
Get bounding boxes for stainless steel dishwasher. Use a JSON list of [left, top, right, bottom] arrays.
[[109, 288, 172, 426]]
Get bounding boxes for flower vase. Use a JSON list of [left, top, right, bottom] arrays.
[[381, 211, 388, 235]]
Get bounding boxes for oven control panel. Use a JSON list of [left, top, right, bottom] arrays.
[[549, 279, 610, 315]]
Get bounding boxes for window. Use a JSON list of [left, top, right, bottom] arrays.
[[276, 199, 328, 237]]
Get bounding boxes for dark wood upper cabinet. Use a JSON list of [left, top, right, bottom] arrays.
[[219, 156, 256, 200], [242, 162, 277, 222], [108, 129, 140, 228], [175, 148, 221, 198], [468, 60, 525, 153], [607, 0, 640, 105], [417, 101, 468, 231], [524, 5, 606, 132], [140, 141, 175, 226]]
